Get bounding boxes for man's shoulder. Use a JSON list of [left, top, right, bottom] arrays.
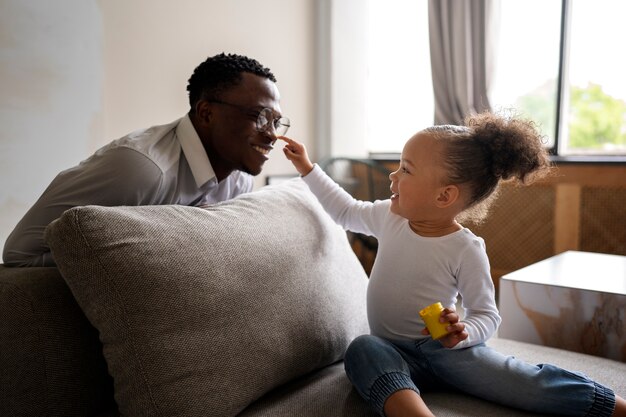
[[97, 117, 185, 171], [113, 117, 182, 149]]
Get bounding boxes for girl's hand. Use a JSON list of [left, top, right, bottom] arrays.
[[279, 136, 315, 176], [421, 307, 469, 349]]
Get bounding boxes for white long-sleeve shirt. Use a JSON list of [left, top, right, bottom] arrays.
[[3, 115, 253, 267], [302, 164, 501, 349]]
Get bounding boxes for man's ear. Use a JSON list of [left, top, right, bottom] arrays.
[[436, 185, 460, 208], [195, 100, 212, 124]]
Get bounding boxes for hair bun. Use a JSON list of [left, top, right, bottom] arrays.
[[467, 112, 551, 183]]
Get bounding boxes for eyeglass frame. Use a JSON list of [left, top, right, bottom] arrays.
[[206, 100, 290, 136]]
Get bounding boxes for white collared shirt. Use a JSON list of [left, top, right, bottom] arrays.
[[3, 115, 253, 267]]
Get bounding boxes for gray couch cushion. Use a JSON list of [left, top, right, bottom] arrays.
[[240, 362, 376, 417], [45, 179, 369, 417], [240, 338, 626, 417], [0, 266, 114, 417]]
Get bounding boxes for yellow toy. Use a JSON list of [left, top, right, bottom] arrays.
[[419, 302, 451, 340]]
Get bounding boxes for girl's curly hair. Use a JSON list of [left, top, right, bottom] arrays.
[[424, 112, 553, 223]]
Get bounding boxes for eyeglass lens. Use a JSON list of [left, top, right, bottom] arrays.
[[257, 108, 290, 136]]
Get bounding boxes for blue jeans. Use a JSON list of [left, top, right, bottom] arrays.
[[344, 335, 616, 416]]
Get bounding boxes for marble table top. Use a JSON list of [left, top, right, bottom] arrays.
[[501, 251, 626, 295]]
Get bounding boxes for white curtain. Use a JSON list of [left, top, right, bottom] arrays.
[[428, 0, 498, 125]]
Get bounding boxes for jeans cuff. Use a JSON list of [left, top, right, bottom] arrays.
[[369, 371, 419, 416], [586, 382, 616, 417]]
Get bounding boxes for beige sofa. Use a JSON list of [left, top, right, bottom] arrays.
[[1, 179, 625, 417]]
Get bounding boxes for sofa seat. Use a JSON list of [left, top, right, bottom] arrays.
[[241, 338, 626, 417], [3, 179, 625, 417], [91, 339, 626, 417]]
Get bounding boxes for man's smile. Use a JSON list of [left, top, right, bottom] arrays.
[[252, 144, 272, 156]]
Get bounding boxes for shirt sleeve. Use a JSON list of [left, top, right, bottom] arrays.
[[452, 238, 502, 348], [301, 164, 388, 237], [2, 147, 166, 267]]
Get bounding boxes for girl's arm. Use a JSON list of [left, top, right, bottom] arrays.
[[281, 137, 387, 237], [281, 136, 314, 176], [452, 240, 502, 348]]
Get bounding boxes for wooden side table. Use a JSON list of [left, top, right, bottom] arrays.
[[499, 251, 626, 362]]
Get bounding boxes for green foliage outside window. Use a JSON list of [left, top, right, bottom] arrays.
[[515, 81, 626, 152], [569, 83, 626, 150]]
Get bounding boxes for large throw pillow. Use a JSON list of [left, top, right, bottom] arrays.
[[45, 179, 369, 417]]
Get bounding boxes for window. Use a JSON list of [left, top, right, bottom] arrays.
[[491, 0, 626, 157], [490, 0, 561, 149], [563, 0, 626, 155], [333, 0, 626, 158], [366, 0, 433, 154]]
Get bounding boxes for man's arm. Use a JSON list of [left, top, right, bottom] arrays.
[[3, 147, 165, 267]]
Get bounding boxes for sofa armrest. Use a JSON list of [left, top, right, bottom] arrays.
[[0, 265, 114, 417]]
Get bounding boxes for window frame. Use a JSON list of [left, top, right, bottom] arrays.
[[552, 0, 626, 164]]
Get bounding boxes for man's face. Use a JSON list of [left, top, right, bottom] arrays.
[[200, 72, 283, 179]]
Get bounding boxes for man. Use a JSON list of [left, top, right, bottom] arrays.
[[3, 53, 290, 267]]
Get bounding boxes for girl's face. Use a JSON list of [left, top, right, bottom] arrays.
[[388, 132, 448, 222]]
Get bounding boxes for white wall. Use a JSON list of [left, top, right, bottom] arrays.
[[0, 0, 315, 257]]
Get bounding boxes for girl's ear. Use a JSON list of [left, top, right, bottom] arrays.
[[436, 185, 460, 208]]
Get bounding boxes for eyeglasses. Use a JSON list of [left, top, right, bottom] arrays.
[[208, 100, 290, 136]]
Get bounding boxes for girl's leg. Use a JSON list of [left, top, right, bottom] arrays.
[[421, 341, 616, 417], [612, 395, 626, 417], [384, 389, 435, 417], [344, 335, 431, 416]]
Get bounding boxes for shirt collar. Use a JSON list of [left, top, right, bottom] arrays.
[[176, 114, 216, 188]]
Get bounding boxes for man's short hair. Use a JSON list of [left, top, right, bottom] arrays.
[[187, 53, 276, 112]]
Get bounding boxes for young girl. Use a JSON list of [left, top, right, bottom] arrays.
[[280, 112, 626, 417]]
